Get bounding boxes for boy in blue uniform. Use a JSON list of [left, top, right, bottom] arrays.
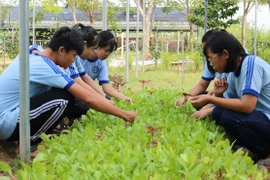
[[190, 31, 270, 168], [0, 27, 138, 155]]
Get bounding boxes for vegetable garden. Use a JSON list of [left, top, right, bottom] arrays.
[[1, 87, 269, 179]]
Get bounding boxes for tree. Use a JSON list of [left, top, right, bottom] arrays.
[[189, 0, 239, 29], [67, 0, 77, 24], [68, 0, 121, 29], [34, 0, 63, 26], [259, 0, 270, 18], [163, 0, 239, 51], [0, 1, 16, 29], [163, 0, 195, 51], [133, 0, 160, 59], [241, 0, 255, 47], [76, 0, 101, 26]]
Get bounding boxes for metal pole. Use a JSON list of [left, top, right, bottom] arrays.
[[254, 0, 257, 55], [204, 0, 208, 33], [203, 0, 208, 64], [125, 0, 130, 81], [135, 0, 140, 78], [177, 31, 180, 55], [181, 39, 185, 88], [102, 0, 107, 30], [3, 37, 6, 69], [19, 0, 30, 164], [155, 27, 158, 52], [32, 0, 35, 44], [142, 0, 145, 72], [121, 32, 124, 57]]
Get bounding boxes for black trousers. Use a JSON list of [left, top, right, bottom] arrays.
[[212, 106, 270, 159], [7, 88, 88, 144]]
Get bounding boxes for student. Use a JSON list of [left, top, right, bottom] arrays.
[[174, 29, 222, 107], [65, 23, 108, 98], [80, 30, 133, 103], [0, 27, 138, 154], [189, 31, 270, 167]]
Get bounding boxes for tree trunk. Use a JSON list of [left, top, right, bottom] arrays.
[[145, 16, 151, 59], [135, 0, 155, 60], [88, 10, 94, 26], [242, 0, 247, 47], [189, 23, 194, 51], [71, 4, 77, 24], [68, 0, 77, 24], [242, 12, 247, 47]]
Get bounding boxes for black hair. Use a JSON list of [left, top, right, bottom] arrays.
[[203, 31, 247, 73], [97, 30, 117, 52], [72, 23, 98, 47], [48, 26, 84, 55], [201, 29, 229, 43], [202, 29, 219, 43]]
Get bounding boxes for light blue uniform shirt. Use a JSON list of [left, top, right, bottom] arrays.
[[202, 62, 226, 80], [80, 58, 110, 85], [0, 53, 74, 140], [65, 55, 86, 79], [226, 55, 270, 119]]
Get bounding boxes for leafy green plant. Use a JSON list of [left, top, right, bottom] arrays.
[[160, 51, 178, 70], [0, 29, 19, 59], [1, 89, 269, 179]]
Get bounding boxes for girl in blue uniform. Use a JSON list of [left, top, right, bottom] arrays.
[[81, 30, 133, 103], [190, 31, 270, 168]]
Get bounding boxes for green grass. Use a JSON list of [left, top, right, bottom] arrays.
[[108, 66, 204, 92]]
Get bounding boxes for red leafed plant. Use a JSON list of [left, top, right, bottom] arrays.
[[139, 80, 151, 90], [96, 135, 105, 140], [145, 124, 164, 147], [109, 74, 127, 92]]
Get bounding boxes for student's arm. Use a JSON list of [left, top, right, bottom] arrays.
[[189, 79, 211, 95], [101, 84, 133, 103], [68, 83, 137, 122], [174, 79, 211, 106], [81, 74, 105, 96], [74, 77, 115, 105], [190, 94, 257, 114]]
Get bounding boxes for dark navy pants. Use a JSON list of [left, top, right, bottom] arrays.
[[212, 106, 270, 159]]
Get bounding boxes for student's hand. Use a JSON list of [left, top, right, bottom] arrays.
[[174, 96, 187, 106], [124, 96, 133, 104], [108, 100, 116, 106], [190, 110, 209, 120], [190, 95, 210, 108], [207, 90, 215, 96], [214, 78, 228, 97], [122, 111, 138, 123]]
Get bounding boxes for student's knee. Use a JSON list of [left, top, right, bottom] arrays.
[[212, 106, 226, 125], [220, 110, 240, 128]]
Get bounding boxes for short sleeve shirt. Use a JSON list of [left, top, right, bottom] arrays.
[[227, 55, 270, 119], [80, 58, 110, 85], [202, 62, 225, 80], [0, 53, 74, 140], [65, 55, 86, 79]]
